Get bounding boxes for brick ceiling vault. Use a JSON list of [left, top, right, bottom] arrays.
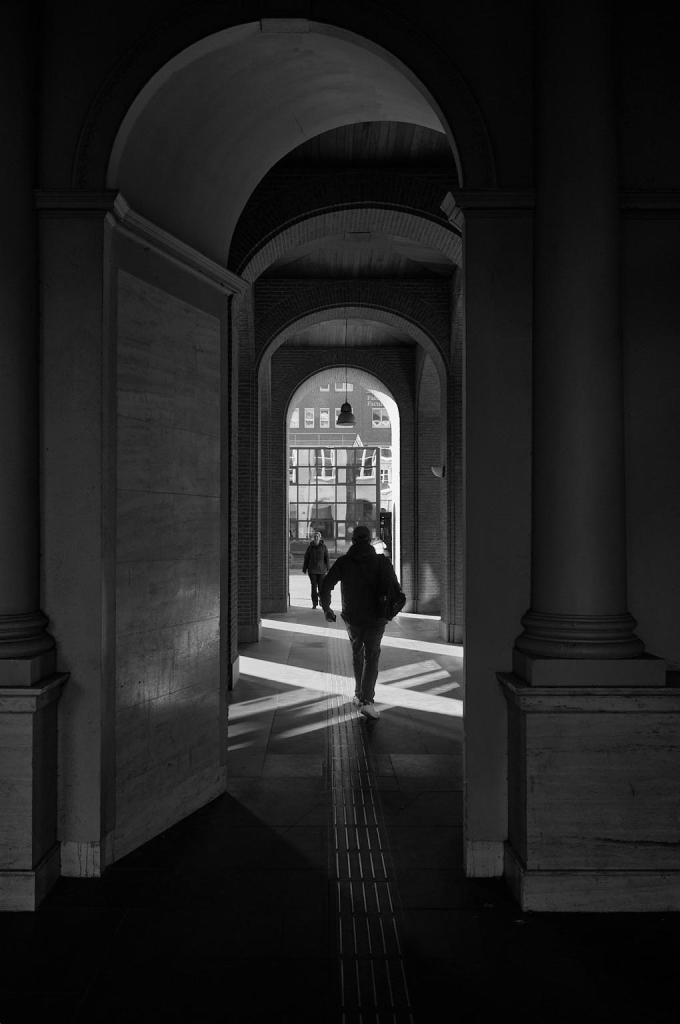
[[231, 172, 461, 280], [255, 296, 450, 379]]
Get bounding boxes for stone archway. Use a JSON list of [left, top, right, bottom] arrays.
[[35, 10, 492, 890]]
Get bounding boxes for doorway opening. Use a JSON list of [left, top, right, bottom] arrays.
[[286, 367, 401, 607]]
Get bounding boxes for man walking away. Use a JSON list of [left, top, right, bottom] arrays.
[[320, 525, 401, 721], [302, 530, 330, 608]]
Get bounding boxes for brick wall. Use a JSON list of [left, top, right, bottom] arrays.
[[230, 169, 461, 279], [255, 279, 451, 366], [416, 354, 444, 613]]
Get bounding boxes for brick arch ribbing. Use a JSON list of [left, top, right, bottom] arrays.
[[230, 171, 462, 280], [255, 284, 450, 374]]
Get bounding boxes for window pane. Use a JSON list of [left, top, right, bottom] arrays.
[[304, 408, 314, 428], [290, 407, 300, 428], [320, 408, 329, 428]]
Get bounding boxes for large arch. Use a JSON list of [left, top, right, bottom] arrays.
[[38, 7, 492, 892], [70, 10, 495, 194]]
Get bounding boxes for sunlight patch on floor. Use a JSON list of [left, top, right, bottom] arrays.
[[238, 654, 463, 718], [261, 617, 464, 658]]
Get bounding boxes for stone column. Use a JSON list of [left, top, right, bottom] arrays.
[[0, 2, 54, 673], [0, 3, 67, 911], [500, 1, 678, 913], [514, 0, 653, 678]]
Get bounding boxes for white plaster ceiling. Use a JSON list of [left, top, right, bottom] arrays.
[[107, 23, 445, 267]]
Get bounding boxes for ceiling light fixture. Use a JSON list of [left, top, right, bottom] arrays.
[[336, 317, 356, 426]]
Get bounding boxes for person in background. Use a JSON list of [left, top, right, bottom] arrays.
[[320, 524, 400, 721], [302, 530, 330, 609]]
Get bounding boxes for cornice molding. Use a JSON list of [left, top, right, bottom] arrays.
[[35, 189, 119, 213], [443, 189, 680, 219], [620, 190, 680, 214], [34, 190, 248, 296], [111, 195, 248, 296], [442, 189, 535, 220]]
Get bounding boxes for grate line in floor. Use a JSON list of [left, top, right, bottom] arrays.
[[328, 633, 414, 1023]]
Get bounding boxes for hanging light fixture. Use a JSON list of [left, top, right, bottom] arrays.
[[336, 317, 356, 426]]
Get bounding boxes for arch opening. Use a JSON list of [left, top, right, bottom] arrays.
[[107, 23, 461, 267]]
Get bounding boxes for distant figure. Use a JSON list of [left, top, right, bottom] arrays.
[[320, 524, 401, 721], [302, 530, 330, 609]]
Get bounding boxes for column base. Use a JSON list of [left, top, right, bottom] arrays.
[[0, 842, 61, 912], [464, 839, 504, 878], [505, 842, 680, 912], [500, 670, 680, 912], [0, 672, 68, 911], [0, 650, 56, 686], [513, 649, 666, 686], [516, 609, 644, 660]]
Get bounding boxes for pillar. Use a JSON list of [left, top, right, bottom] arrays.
[[514, 0, 649, 674], [0, 2, 66, 910], [501, 0, 679, 912]]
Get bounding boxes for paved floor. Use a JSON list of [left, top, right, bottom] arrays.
[[0, 584, 678, 1022]]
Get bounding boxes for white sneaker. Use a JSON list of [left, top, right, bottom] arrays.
[[352, 694, 362, 706], [360, 703, 380, 720]]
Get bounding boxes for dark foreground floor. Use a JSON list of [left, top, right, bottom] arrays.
[[1, 606, 678, 1023]]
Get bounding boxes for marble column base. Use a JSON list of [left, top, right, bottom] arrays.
[[499, 670, 680, 912], [0, 650, 56, 687], [512, 649, 666, 686], [0, 842, 62, 912], [0, 672, 68, 911]]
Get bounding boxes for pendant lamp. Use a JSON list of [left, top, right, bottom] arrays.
[[336, 318, 356, 426]]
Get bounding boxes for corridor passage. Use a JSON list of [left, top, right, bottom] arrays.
[[0, 603, 678, 1023]]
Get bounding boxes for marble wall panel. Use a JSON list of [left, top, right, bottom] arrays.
[[173, 495, 220, 557], [117, 491, 176, 562], [117, 339, 175, 426], [171, 618, 220, 696], [116, 628, 175, 710], [174, 368, 219, 437], [115, 271, 223, 860]]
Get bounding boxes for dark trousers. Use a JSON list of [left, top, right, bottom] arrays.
[[344, 620, 386, 703], [308, 572, 325, 607]]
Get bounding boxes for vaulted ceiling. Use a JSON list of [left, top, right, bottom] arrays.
[[245, 120, 459, 350]]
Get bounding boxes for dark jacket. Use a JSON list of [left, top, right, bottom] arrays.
[[303, 540, 330, 575], [320, 540, 400, 626]]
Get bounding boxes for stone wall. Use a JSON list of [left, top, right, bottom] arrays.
[[115, 270, 225, 857]]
